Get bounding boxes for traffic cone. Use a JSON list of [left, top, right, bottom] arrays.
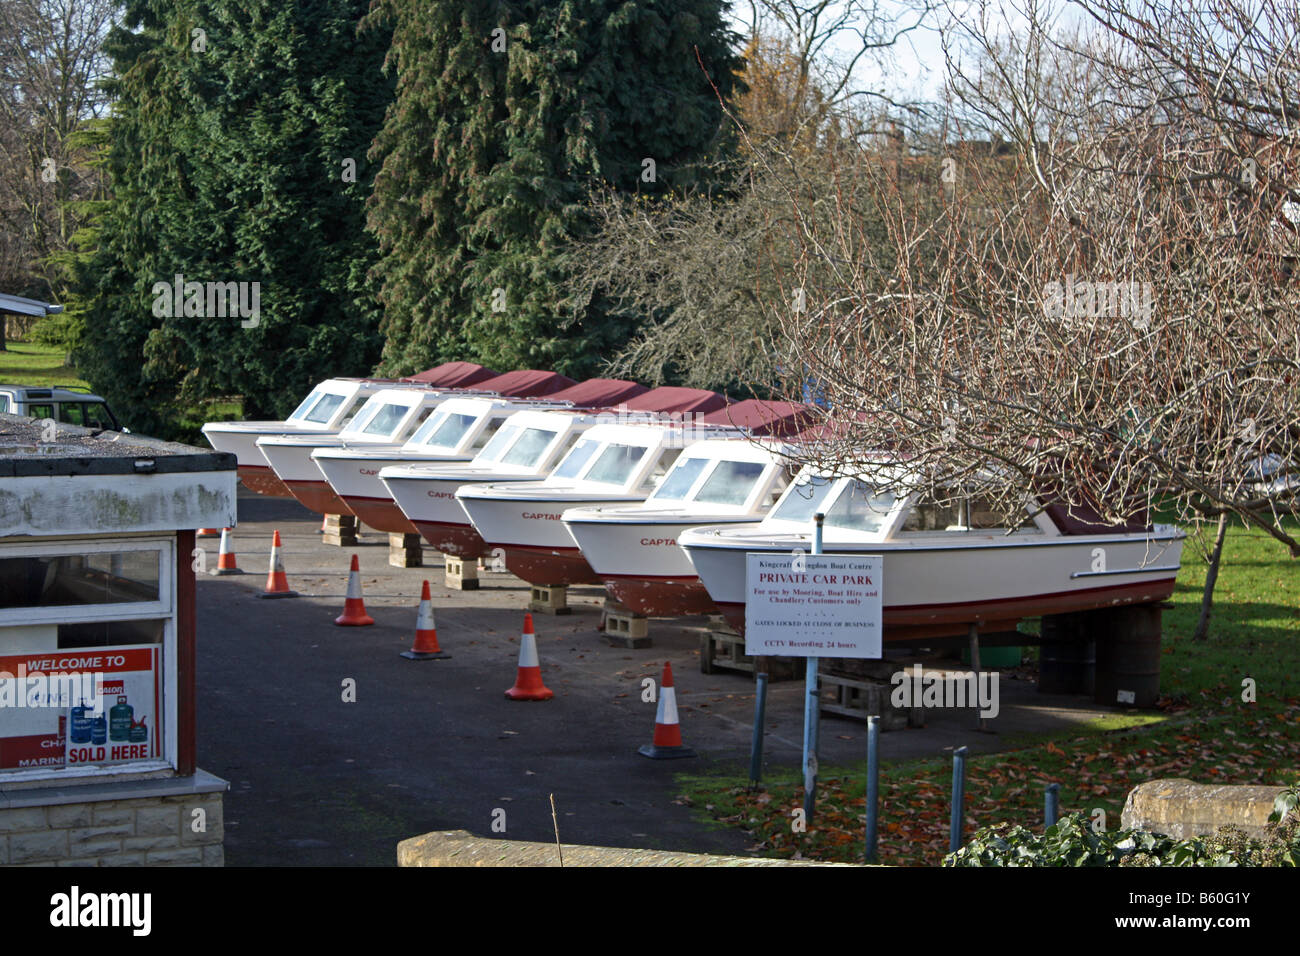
[[400, 581, 449, 660], [212, 528, 243, 576], [504, 613, 552, 701], [638, 661, 696, 759], [334, 554, 374, 626], [258, 530, 298, 598], [197, 528, 220, 538]]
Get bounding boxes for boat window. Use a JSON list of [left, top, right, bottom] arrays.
[[288, 388, 323, 421], [769, 474, 836, 523], [475, 425, 519, 462], [302, 392, 347, 424], [649, 457, 710, 501], [695, 460, 766, 506], [586, 443, 649, 485], [552, 439, 600, 479], [500, 428, 558, 466], [824, 480, 895, 533], [901, 490, 1026, 531], [640, 448, 682, 491], [901, 490, 963, 531], [422, 412, 477, 448], [359, 402, 410, 437], [336, 395, 369, 427]]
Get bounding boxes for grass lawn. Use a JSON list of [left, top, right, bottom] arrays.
[[677, 519, 1300, 865], [0, 341, 89, 388]]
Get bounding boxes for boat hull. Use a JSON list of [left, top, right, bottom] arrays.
[[204, 423, 333, 497], [258, 437, 361, 516], [602, 574, 716, 617], [315, 451, 470, 534], [410, 519, 491, 560], [237, 463, 292, 497], [681, 533, 1183, 642], [382, 470, 548, 559], [456, 490, 642, 586], [563, 513, 758, 617]]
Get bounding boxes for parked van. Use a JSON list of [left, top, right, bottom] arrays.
[[0, 384, 124, 431]]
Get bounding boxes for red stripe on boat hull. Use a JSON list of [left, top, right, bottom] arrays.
[[238, 464, 292, 497], [411, 520, 490, 559], [283, 479, 354, 516], [341, 496, 418, 534], [603, 574, 715, 617], [496, 544, 601, 586]]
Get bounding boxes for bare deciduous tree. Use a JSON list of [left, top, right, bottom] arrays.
[[764, 0, 1298, 640], [0, 0, 114, 345]]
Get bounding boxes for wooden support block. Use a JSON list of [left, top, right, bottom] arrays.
[[816, 671, 915, 730], [603, 603, 651, 649], [697, 626, 802, 680], [388, 532, 423, 568], [529, 584, 570, 615], [444, 554, 480, 591], [322, 513, 359, 547]]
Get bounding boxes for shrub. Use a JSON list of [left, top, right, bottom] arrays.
[[944, 786, 1300, 867]]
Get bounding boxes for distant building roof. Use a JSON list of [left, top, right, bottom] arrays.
[[0, 292, 63, 316]]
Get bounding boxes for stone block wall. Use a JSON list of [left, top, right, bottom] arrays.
[[0, 791, 223, 867]]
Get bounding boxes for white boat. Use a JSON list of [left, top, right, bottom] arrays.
[[314, 398, 574, 533], [561, 438, 797, 616], [455, 419, 746, 586], [199, 361, 497, 497], [312, 379, 651, 534], [200, 377, 386, 497], [677, 468, 1185, 643], [378, 407, 612, 553], [256, 386, 465, 516]]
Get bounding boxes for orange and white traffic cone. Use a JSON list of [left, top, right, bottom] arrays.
[[334, 554, 374, 626], [197, 528, 220, 538], [504, 613, 552, 701], [212, 528, 243, 576], [258, 530, 297, 598], [638, 661, 695, 759], [400, 581, 449, 660]]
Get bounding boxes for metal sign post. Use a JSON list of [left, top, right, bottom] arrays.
[[801, 514, 824, 823]]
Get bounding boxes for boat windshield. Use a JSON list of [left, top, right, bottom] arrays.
[[358, 402, 410, 437], [824, 480, 895, 534], [552, 439, 600, 479], [695, 460, 765, 506], [474, 425, 519, 462], [769, 475, 836, 523], [649, 457, 710, 502], [584, 443, 649, 485], [300, 391, 347, 424], [500, 428, 558, 467], [419, 412, 476, 449], [288, 388, 323, 421]]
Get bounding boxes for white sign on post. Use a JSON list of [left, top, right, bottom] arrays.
[[745, 553, 883, 658]]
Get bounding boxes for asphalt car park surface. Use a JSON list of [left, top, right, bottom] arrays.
[[196, 488, 1119, 865]]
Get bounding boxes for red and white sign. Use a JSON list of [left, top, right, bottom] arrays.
[[0, 646, 160, 772]]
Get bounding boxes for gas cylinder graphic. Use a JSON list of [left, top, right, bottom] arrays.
[[109, 695, 133, 742], [91, 713, 107, 745], [71, 699, 92, 744], [129, 717, 148, 744]]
